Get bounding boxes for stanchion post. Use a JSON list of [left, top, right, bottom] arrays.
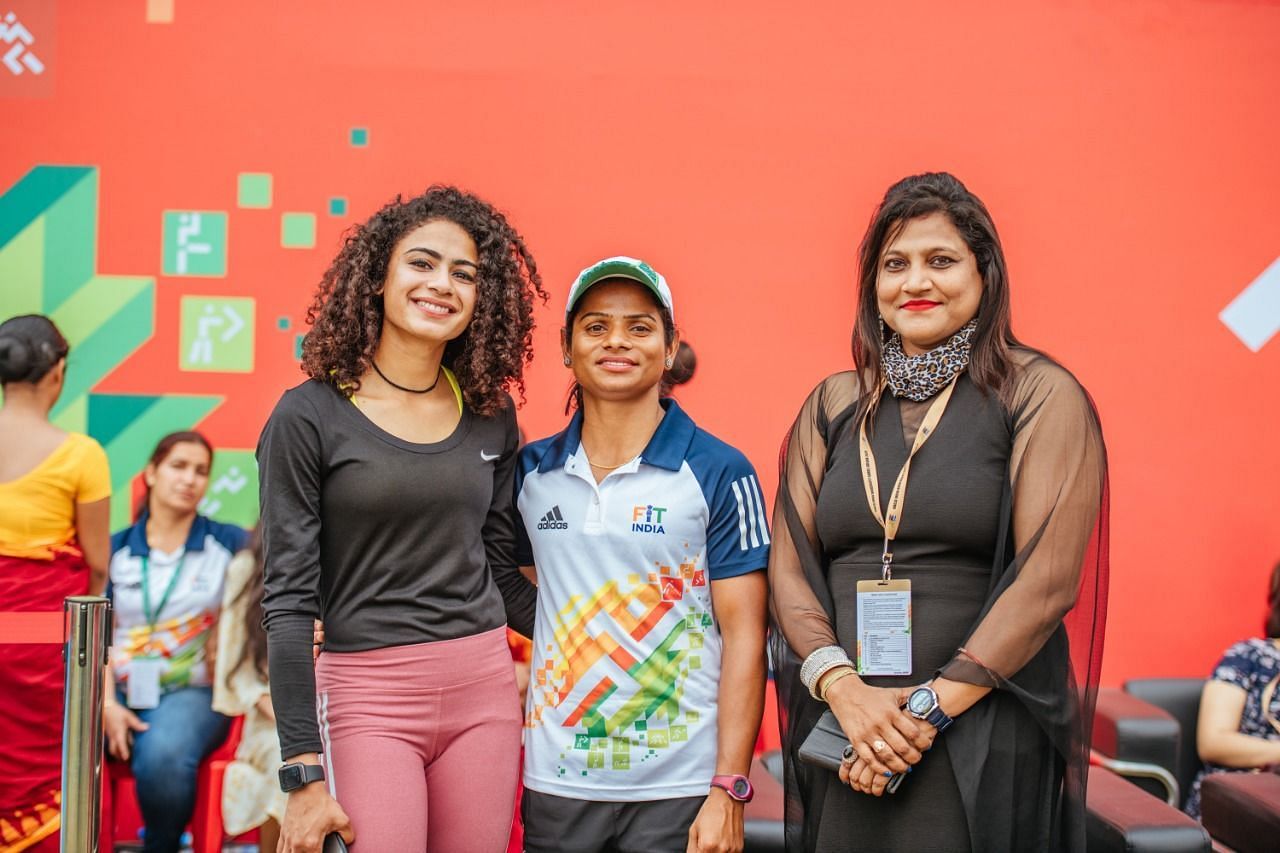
[[61, 595, 110, 853]]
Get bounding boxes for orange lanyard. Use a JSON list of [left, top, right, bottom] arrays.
[[857, 377, 958, 580]]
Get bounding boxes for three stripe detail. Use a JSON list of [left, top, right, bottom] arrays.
[[729, 474, 770, 551]]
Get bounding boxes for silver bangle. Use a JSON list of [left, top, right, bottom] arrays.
[[801, 645, 853, 699]]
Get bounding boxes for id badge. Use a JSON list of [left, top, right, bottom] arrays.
[[127, 656, 164, 709], [855, 579, 912, 676]]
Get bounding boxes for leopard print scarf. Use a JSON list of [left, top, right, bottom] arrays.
[[881, 319, 978, 401]]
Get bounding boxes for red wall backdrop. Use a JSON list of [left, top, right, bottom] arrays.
[[3, 0, 1278, 685]]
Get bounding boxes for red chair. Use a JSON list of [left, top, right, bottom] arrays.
[[103, 715, 247, 852]]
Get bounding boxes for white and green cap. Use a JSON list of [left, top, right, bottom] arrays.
[[565, 256, 674, 322]]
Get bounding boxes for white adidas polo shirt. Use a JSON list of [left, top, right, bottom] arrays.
[[515, 399, 769, 801]]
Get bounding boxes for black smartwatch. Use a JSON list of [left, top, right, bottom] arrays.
[[279, 761, 326, 793], [905, 685, 954, 733]]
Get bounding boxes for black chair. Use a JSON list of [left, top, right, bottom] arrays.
[[1200, 770, 1280, 853], [1085, 765, 1212, 852], [1092, 686, 1182, 804], [1124, 677, 1206, 809]]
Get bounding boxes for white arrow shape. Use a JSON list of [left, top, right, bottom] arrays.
[[213, 466, 249, 495], [3, 44, 24, 74], [1221, 256, 1280, 352], [220, 306, 245, 342]]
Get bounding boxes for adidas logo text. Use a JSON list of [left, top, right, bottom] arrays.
[[537, 505, 568, 531]]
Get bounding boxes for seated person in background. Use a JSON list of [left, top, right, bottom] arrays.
[[213, 529, 285, 853], [1187, 560, 1280, 819], [103, 431, 249, 853]]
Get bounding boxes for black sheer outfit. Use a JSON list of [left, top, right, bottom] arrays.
[[768, 350, 1109, 852]]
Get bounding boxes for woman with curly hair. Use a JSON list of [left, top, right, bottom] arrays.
[[257, 186, 546, 853]]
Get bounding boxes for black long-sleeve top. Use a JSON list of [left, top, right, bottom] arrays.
[[257, 379, 536, 759]]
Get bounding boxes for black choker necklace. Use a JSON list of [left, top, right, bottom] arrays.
[[371, 360, 442, 394]]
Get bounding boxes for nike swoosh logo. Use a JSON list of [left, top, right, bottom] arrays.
[[480, 451, 501, 462]]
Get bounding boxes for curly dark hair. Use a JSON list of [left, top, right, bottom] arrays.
[[301, 186, 547, 416]]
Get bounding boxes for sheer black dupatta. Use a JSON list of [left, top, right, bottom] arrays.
[[768, 355, 1109, 852]]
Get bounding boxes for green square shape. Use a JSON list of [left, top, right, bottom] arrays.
[[633, 720, 647, 731], [689, 656, 701, 670], [350, 127, 369, 147], [328, 197, 347, 216], [573, 734, 591, 750], [180, 296, 255, 372], [611, 754, 630, 770], [162, 211, 227, 277], [197, 449, 259, 527], [281, 213, 316, 249], [685, 710, 700, 723], [586, 751, 604, 769], [611, 737, 630, 753], [670, 725, 688, 743], [689, 633, 703, 649], [237, 173, 272, 209], [647, 730, 669, 748]]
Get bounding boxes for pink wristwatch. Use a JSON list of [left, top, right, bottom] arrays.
[[710, 774, 754, 802]]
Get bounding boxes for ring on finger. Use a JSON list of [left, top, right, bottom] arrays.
[[872, 738, 887, 752]]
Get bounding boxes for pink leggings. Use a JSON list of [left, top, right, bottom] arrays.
[[315, 626, 522, 852]]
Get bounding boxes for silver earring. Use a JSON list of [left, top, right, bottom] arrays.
[[665, 358, 673, 368], [563, 356, 571, 366]]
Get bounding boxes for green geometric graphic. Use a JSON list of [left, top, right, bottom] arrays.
[[87, 393, 222, 521], [0, 166, 224, 527], [179, 296, 255, 372], [349, 127, 369, 147], [162, 210, 228, 276], [237, 173, 273, 209], [280, 213, 315, 249], [197, 449, 258, 528]]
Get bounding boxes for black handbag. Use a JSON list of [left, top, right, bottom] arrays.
[[796, 709, 850, 773], [798, 709, 907, 793]]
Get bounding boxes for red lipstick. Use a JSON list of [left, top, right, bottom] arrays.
[[901, 300, 941, 311]]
